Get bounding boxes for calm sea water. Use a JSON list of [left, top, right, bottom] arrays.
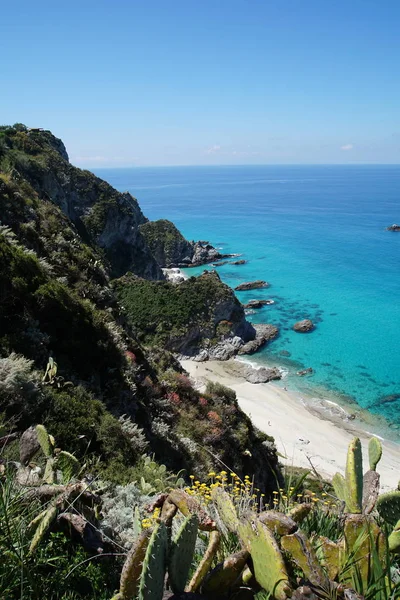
[[94, 165, 400, 437]]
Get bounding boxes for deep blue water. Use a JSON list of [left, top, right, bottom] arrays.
[[94, 165, 400, 437]]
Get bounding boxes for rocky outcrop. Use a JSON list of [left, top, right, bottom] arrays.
[[235, 280, 269, 291], [243, 299, 275, 309], [238, 324, 279, 355], [244, 365, 281, 383], [3, 128, 163, 279], [293, 319, 314, 333], [387, 224, 400, 231], [139, 221, 235, 269]]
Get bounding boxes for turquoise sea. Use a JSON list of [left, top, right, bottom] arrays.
[[94, 166, 400, 439]]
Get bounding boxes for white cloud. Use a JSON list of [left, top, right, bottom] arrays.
[[340, 144, 354, 151], [205, 144, 221, 154]]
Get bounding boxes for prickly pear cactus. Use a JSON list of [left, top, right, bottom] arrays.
[[345, 437, 363, 513], [332, 472, 346, 503], [388, 519, 400, 553], [239, 519, 291, 600], [29, 504, 58, 554], [343, 514, 385, 586], [211, 486, 239, 533], [368, 437, 382, 471], [56, 450, 80, 481], [258, 510, 297, 535], [169, 514, 199, 593], [36, 424, 53, 458], [376, 490, 400, 526], [138, 522, 168, 600], [112, 528, 152, 600], [281, 530, 329, 588], [43, 457, 55, 484], [288, 503, 312, 524], [202, 549, 249, 596]]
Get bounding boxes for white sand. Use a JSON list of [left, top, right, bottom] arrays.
[[180, 359, 400, 492]]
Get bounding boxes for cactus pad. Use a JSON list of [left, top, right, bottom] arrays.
[[343, 514, 385, 586], [388, 519, 400, 553], [169, 514, 199, 593], [376, 490, 400, 526], [211, 486, 239, 533], [202, 549, 249, 596], [29, 504, 57, 554], [368, 437, 382, 471], [332, 472, 346, 503], [316, 536, 343, 581], [118, 528, 152, 600], [238, 519, 291, 600], [258, 510, 297, 535], [57, 450, 80, 481], [187, 530, 220, 592], [36, 424, 53, 458], [345, 437, 363, 513], [281, 531, 329, 588], [288, 503, 312, 524], [138, 522, 168, 600]]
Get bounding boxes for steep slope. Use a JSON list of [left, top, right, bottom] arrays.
[[0, 123, 281, 492], [0, 124, 161, 278]]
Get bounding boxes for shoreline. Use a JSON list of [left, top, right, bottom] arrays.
[[180, 358, 400, 492]]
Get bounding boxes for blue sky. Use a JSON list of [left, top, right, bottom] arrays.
[[1, 1, 400, 166]]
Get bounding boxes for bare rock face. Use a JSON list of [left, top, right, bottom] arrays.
[[244, 365, 281, 383], [238, 324, 279, 355], [293, 319, 314, 333], [235, 280, 269, 291]]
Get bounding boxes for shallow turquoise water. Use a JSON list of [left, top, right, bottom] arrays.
[[94, 165, 400, 436]]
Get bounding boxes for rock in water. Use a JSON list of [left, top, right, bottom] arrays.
[[243, 299, 274, 309], [293, 319, 314, 333], [238, 324, 279, 354], [234, 280, 269, 291], [387, 224, 400, 231]]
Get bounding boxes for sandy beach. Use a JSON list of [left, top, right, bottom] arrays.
[[181, 358, 400, 492]]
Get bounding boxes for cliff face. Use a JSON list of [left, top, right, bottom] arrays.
[[0, 127, 162, 278]]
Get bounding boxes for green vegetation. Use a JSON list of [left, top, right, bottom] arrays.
[[139, 219, 193, 267], [114, 271, 244, 350]]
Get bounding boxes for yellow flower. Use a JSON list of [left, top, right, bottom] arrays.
[[208, 472, 216, 478], [189, 475, 195, 479]]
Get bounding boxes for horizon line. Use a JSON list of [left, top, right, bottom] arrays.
[[83, 162, 400, 170]]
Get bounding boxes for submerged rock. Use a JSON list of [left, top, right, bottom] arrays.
[[235, 280, 269, 291], [243, 299, 275, 309], [230, 259, 247, 265], [293, 319, 314, 333], [297, 367, 313, 376]]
